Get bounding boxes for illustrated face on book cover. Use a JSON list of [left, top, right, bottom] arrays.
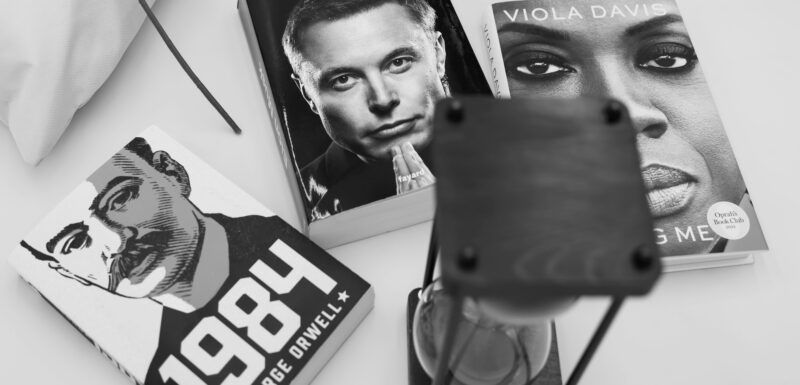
[[282, 0, 449, 219], [494, 0, 747, 256], [14, 130, 372, 384], [22, 138, 205, 302]]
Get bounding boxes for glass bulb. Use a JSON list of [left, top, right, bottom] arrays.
[[412, 280, 553, 385]]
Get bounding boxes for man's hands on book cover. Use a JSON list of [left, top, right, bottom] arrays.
[[393, 142, 436, 194]]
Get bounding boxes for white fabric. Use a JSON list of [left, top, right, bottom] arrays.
[[0, 0, 154, 165]]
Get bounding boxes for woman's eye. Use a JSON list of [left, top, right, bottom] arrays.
[[506, 52, 574, 80], [637, 43, 697, 72], [61, 232, 91, 255], [108, 187, 137, 211], [641, 55, 689, 69], [515, 62, 572, 76]]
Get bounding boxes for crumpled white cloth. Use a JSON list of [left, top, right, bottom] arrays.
[[0, 0, 155, 165]]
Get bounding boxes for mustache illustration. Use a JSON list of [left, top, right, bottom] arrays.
[[107, 231, 170, 292]]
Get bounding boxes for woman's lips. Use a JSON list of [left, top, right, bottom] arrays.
[[369, 117, 418, 140], [641, 165, 697, 218]]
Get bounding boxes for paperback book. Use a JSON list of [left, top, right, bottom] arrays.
[[8, 127, 374, 385], [483, 0, 768, 271], [238, 0, 491, 249]]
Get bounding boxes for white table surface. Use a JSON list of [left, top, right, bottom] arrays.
[[1, 0, 799, 384]]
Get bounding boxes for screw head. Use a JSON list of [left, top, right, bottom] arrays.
[[458, 247, 478, 271], [447, 99, 464, 123], [632, 246, 655, 271], [604, 101, 624, 124]]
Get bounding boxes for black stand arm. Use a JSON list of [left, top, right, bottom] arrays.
[[566, 297, 626, 385], [422, 217, 438, 290]]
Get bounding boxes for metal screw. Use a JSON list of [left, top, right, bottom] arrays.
[[632, 246, 655, 271], [447, 99, 464, 123], [458, 247, 478, 271], [604, 101, 624, 124]]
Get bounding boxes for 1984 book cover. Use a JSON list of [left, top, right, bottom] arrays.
[[483, 0, 768, 269], [239, 0, 491, 248], [8, 127, 374, 385]]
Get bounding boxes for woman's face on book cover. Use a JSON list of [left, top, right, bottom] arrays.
[[495, 0, 746, 255], [295, 3, 447, 162]]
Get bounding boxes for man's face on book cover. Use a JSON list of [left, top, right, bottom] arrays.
[[295, 3, 447, 162], [26, 145, 199, 299], [494, 0, 746, 255]]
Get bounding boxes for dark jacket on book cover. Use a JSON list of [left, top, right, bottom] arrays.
[[145, 214, 369, 384]]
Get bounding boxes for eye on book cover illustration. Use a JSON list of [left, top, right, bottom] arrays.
[[483, 0, 768, 266], [9, 127, 374, 385]]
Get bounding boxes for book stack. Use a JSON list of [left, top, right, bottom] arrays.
[[6, 0, 769, 384], [239, 0, 767, 269]]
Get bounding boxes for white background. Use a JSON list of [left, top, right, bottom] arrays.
[[1, 0, 799, 384]]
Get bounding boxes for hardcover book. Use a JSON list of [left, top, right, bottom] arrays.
[[483, 0, 768, 271], [238, 0, 491, 249], [8, 127, 374, 385]]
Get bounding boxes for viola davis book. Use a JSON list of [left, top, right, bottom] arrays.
[[8, 127, 374, 385], [482, 0, 768, 271], [238, 0, 491, 249]]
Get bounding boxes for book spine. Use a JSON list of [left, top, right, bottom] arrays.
[[483, 3, 511, 98], [21, 278, 142, 385], [430, 0, 494, 94], [238, 0, 310, 234]]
